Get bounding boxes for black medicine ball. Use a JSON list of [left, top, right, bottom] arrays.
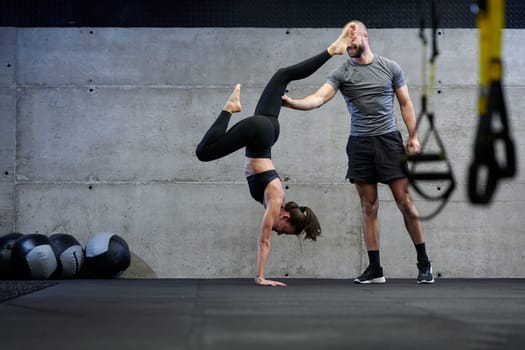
[[85, 232, 131, 278], [49, 233, 85, 279], [11, 234, 58, 279], [0, 232, 24, 279]]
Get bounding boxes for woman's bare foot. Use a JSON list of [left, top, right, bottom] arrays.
[[223, 84, 242, 113], [328, 23, 356, 56]]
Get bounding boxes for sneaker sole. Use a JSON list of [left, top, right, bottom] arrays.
[[417, 265, 434, 284], [354, 277, 386, 284], [417, 279, 435, 284]]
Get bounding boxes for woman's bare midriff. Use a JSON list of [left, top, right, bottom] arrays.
[[244, 157, 275, 177]]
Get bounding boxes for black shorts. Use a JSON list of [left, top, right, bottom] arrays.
[[346, 131, 409, 184]]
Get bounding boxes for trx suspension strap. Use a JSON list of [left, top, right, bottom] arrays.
[[405, 0, 456, 220], [468, 0, 516, 204]]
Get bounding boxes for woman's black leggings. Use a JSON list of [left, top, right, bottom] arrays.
[[196, 50, 332, 162]]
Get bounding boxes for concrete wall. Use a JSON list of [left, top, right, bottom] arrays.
[[1, 27, 524, 278]]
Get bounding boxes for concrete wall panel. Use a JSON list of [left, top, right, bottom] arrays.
[[0, 89, 15, 181], [0, 28, 16, 88], [0, 28, 16, 235], [17, 28, 345, 87], [0, 183, 14, 234], [0, 89, 15, 235]]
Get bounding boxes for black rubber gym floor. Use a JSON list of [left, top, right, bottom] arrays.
[[1, 278, 524, 350]]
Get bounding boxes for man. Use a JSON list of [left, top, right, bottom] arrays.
[[281, 20, 434, 284]]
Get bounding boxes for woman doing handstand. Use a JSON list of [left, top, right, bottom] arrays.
[[196, 25, 353, 286]]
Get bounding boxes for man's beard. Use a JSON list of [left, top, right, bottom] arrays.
[[349, 45, 364, 58]]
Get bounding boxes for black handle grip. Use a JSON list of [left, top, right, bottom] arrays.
[[406, 153, 445, 162], [468, 79, 516, 204], [468, 161, 499, 204]]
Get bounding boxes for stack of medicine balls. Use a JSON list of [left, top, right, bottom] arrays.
[[0, 232, 130, 280]]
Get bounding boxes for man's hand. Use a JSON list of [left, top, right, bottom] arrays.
[[281, 95, 295, 108], [406, 136, 421, 154]]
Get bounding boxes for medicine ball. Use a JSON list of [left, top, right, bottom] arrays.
[[11, 234, 58, 279], [85, 232, 130, 278], [0, 232, 24, 279], [49, 233, 84, 279]]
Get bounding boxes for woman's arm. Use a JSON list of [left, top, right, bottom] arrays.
[[254, 183, 287, 287]]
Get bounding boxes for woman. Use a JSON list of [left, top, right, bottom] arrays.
[[196, 25, 352, 286]]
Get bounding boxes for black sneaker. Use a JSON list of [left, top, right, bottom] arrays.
[[354, 265, 386, 284], [417, 261, 435, 284]]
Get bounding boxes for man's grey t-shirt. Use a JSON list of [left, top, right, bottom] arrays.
[[327, 55, 406, 136]]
